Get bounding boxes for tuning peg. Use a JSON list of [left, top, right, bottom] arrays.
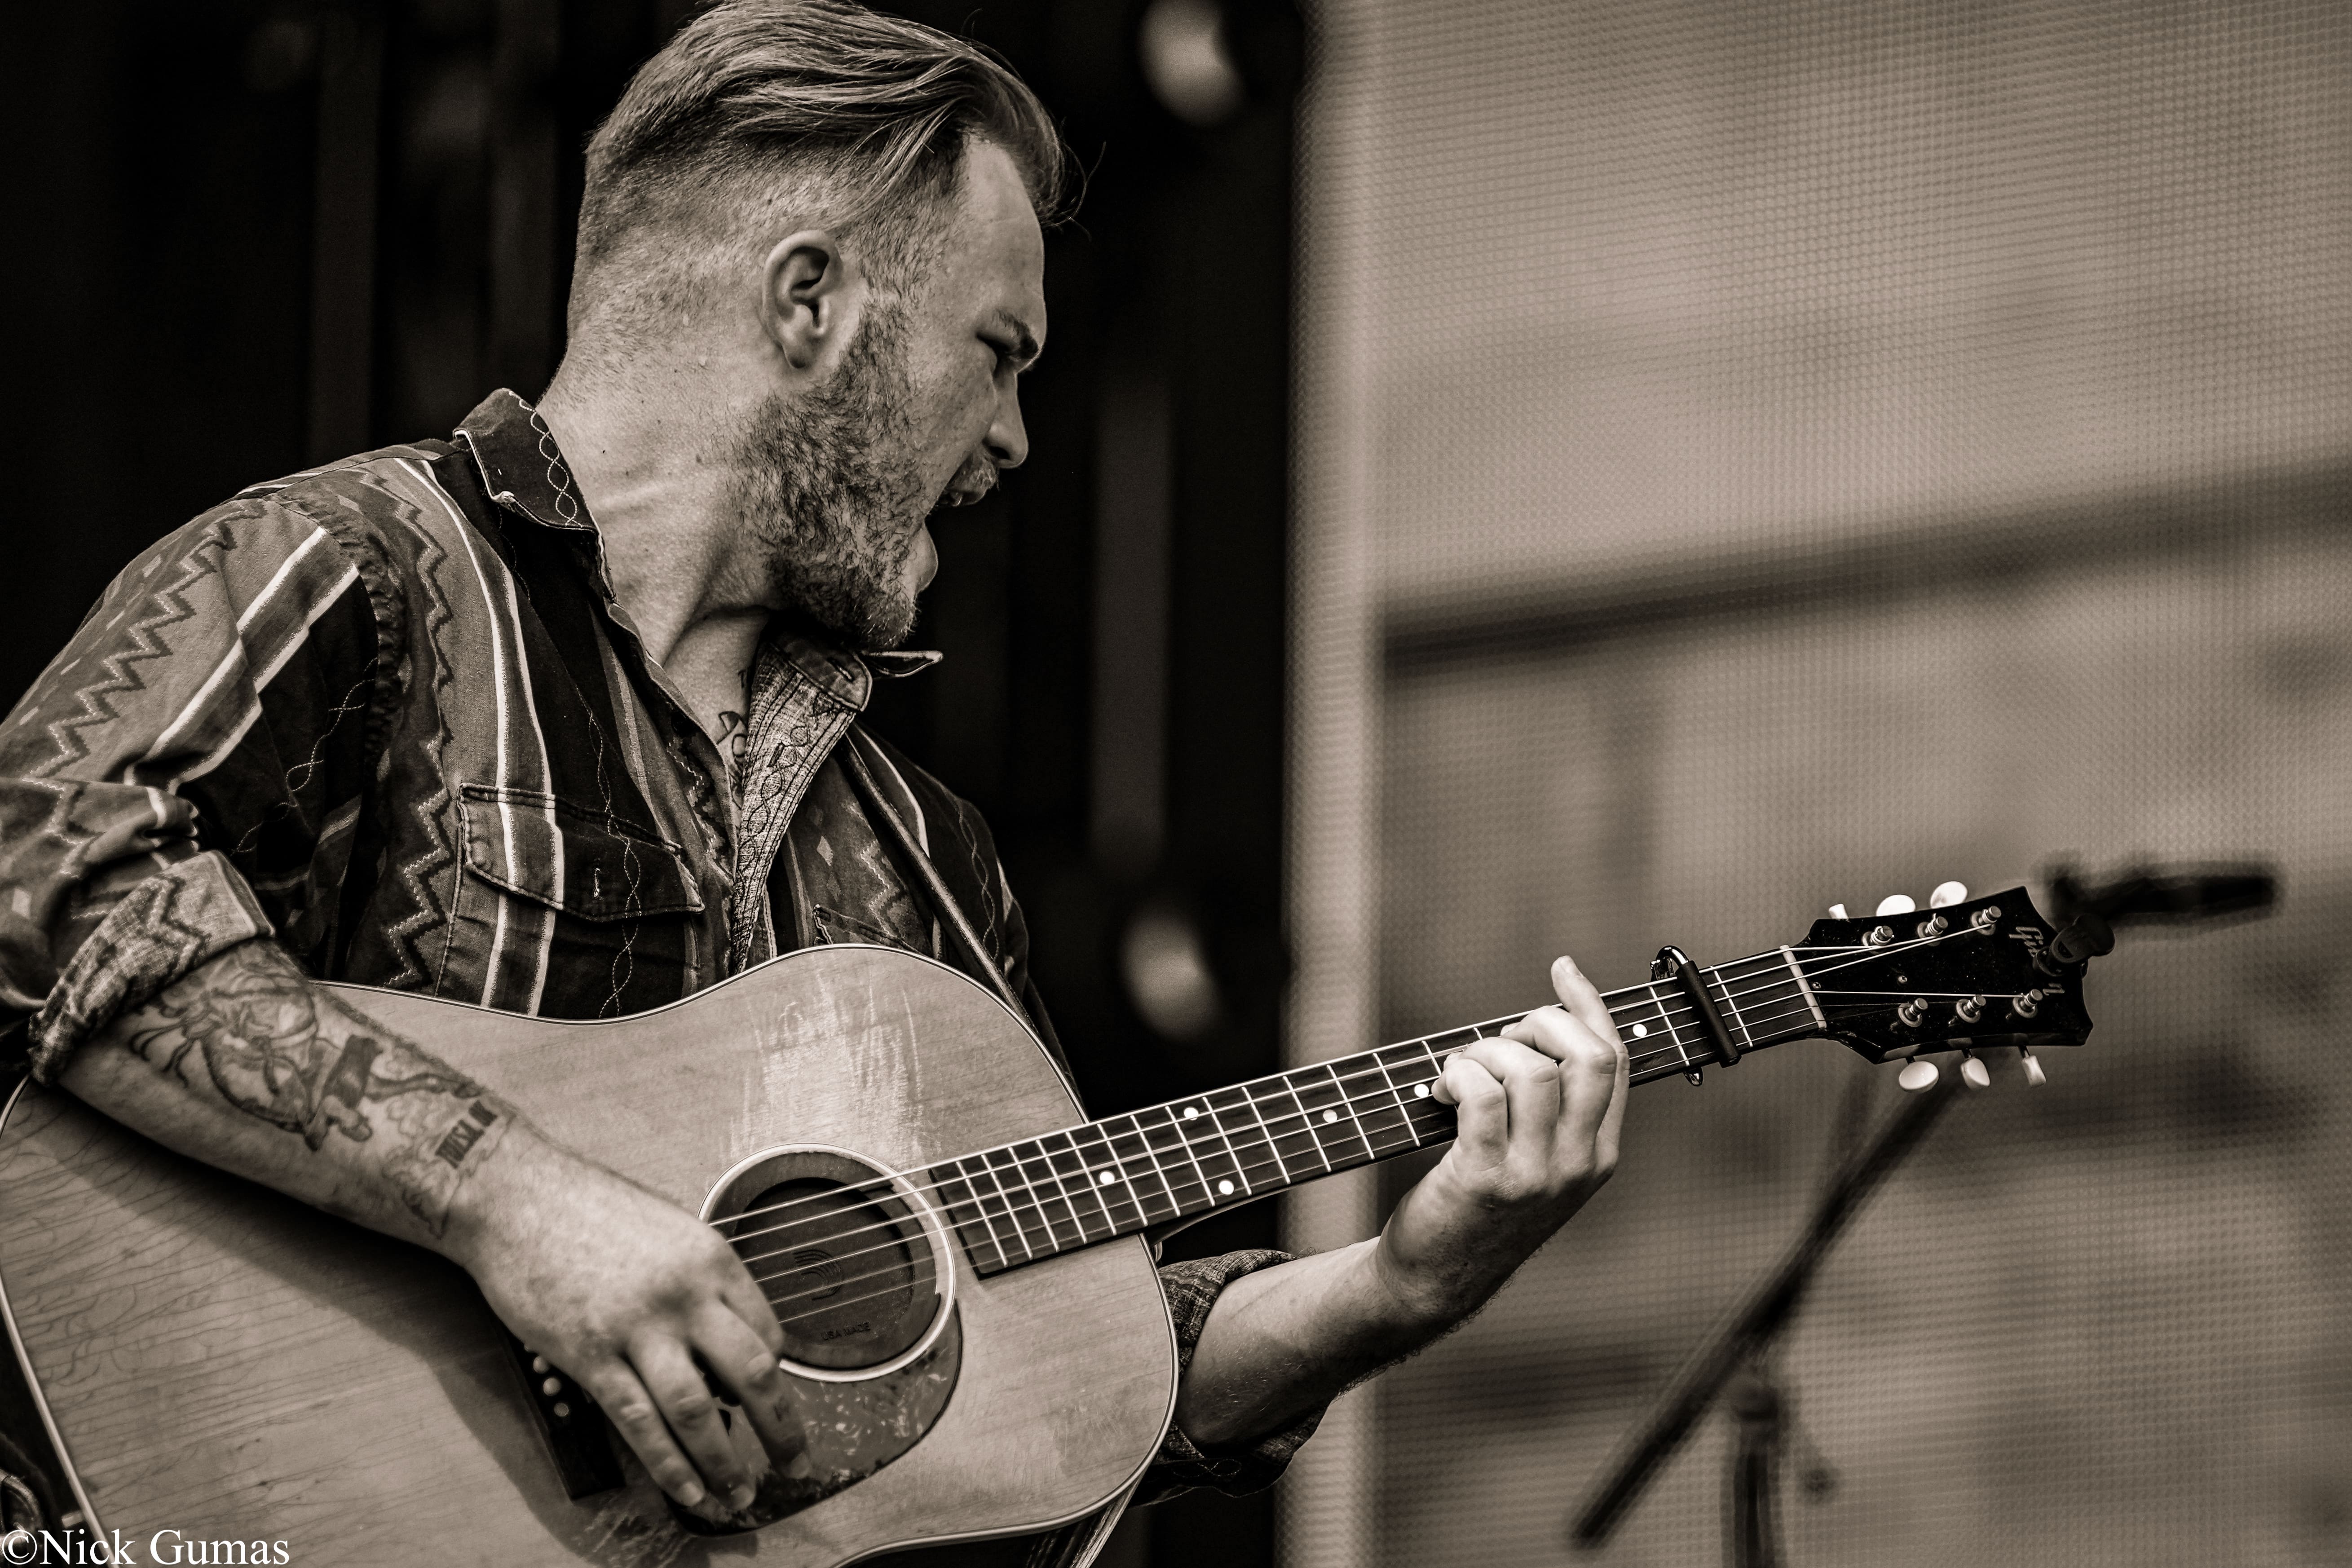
[[1896, 1059, 1940, 1092], [1929, 881, 1968, 909], [1828, 903, 1849, 920], [2017, 1047, 2048, 1087], [1875, 893, 1917, 916], [1959, 1051, 1991, 1090]]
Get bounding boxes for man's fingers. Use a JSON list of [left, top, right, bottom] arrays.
[[578, 1358, 711, 1509], [1433, 1051, 1508, 1166], [1435, 1038, 1563, 1179], [1553, 954, 1613, 1033], [692, 1302, 805, 1466], [718, 1266, 789, 1358], [629, 1332, 755, 1510]]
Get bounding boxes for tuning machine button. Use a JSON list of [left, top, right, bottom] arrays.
[[1828, 903, 1850, 920], [1929, 881, 1969, 909], [2018, 1047, 2048, 1087], [1875, 894, 1917, 916], [1897, 1059, 1941, 1092], [1958, 1051, 1991, 1090]]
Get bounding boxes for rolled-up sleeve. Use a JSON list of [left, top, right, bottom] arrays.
[[1137, 1249, 1327, 1505], [0, 497, 389, 1080]]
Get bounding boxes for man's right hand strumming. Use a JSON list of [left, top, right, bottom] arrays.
[[54, 938, 800, 1512]]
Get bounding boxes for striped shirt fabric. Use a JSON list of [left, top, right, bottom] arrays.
[[0, 389, 1317, 1539]]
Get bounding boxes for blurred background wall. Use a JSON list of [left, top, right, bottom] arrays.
[[1284, 2, 2351, 1566]]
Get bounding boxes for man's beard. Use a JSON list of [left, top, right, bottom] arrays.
[[727, 302, 932, 650]]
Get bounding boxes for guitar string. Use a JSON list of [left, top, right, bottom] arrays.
[[713, 925, 1990, 1277], [750, 992, 1888, 1331], [710, 934, 1897, 1244], [721, 932, 1998, 1299], [730, 921, 2034, 1298], [733, 959, 2009, 1308], [735, 991, 1867, 1304], [713, 923, 1981, 1254]]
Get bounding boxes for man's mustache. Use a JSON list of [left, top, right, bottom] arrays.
[[934, 456, 998, 510]]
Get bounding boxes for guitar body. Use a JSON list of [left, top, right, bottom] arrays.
[[0, 945, 1178, 1567]]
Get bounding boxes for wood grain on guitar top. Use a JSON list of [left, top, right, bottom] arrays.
[[0, 945, 1178, 1567]]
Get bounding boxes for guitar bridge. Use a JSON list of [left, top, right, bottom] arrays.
[[503, 1329, 624, 1500]]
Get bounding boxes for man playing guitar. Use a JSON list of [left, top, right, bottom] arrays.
[[0, 2, 1627, 1559]]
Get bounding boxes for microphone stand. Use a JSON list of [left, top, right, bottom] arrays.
[[1567, 862, 2277, 1560], [1568, 1071, 1961, 1558]]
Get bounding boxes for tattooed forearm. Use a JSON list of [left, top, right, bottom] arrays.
[[113, 941, 514, 1237]]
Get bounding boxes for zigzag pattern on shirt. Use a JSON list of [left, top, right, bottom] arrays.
[[33, 521, 237, 777], [375, 493, 460, 996]]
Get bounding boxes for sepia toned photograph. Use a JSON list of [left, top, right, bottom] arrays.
[[0, 2, 2342, 1565]]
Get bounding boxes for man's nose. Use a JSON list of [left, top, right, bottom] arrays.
[[985, 389, 1029, 471]]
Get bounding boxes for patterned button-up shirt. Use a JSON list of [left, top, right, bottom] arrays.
[[0, 390, 1316, 1552]]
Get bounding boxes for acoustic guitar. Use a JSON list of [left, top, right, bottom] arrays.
[[0, 886, 2092, 1566]]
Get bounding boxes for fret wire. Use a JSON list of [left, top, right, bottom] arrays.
[[970, 1154, 1034, 1264], [1297, 1062, 1373, 1167], [1367, 1047, 1421, 1143], [985, 1145, 1061, 1258], [1324, 1059, 1380, 1162], [1070, 1122, 1144, 1231], [1152, 1102, 1216, 1211], [1280, 1073, 1337, 1174], [1192, 1094, 1253, 1198], [1012, 1140, 1084, 1253], [1053, 1130, 1119, 1237], [1113, 1129, 1160, 1228], [1712, 971, 1761, 1057], [1228, 1082, 1293, 1187], [946, 1158, 1012, 1272], [1017, 1140, 1091, 1251], [1116, 1112, 1183, 1223]]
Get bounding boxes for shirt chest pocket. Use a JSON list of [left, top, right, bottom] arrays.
[[457, 783, 703, 919]]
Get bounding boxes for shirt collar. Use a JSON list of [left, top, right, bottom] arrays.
[[453, 388, 596, 534]]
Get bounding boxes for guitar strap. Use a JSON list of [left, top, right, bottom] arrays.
[[835, 729, 1033, 1025]]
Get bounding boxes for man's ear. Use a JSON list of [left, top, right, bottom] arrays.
[[761, 230, 864, 371]]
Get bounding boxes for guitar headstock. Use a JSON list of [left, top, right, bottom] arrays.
[[1792, 886, 2092, 1068]]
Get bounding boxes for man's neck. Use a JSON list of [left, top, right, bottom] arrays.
[[534, 380, 770, 742]]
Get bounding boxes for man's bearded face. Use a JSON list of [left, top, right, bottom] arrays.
[[726, 300, 940, 650]]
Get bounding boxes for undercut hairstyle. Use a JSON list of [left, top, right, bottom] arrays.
[[569, 0, 1068, 353]]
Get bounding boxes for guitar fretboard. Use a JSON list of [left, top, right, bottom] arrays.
[[928, 945, 1830, 1276]]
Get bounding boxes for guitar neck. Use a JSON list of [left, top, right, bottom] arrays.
[[928, 945, 1825, 1277]]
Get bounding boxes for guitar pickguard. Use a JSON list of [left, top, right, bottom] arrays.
[[677, 1307, 962, 1537]]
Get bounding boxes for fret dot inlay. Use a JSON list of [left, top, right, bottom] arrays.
[[1217, 1179, 1234, 1195], [1414, 1083, 1431, 1098], [1632, 1024, 1649, 1038], [1183, 1107, 1200, 1119], [1322, 1109, 1338, 1123]]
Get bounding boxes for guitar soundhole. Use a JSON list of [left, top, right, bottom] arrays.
[[705, 1147, 947, 1377]]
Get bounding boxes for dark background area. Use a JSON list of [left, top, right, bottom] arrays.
[[0, 1, 1303, 1561]]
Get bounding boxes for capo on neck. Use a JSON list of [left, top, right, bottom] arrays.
[[1653, 945, 1739, 1072]]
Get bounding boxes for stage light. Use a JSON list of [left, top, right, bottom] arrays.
[[1140, 0, 1244, 128]]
